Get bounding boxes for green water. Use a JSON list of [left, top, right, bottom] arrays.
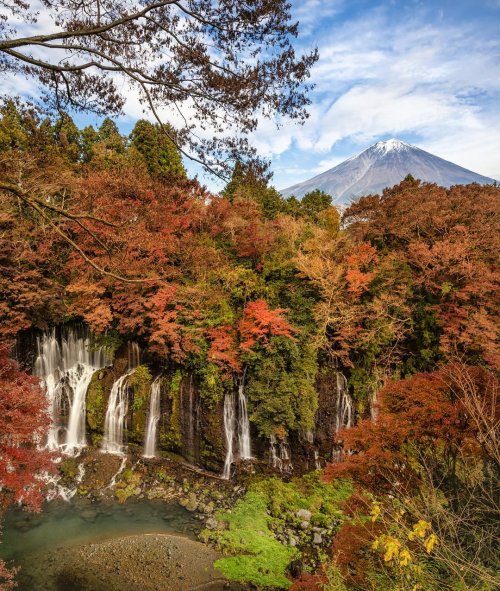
[[0, 498, 199, 590]]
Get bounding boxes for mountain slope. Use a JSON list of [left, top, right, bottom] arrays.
[[280, 139, 496, 203]]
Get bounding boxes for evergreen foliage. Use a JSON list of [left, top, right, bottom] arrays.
[[129, 120, 186, 178]]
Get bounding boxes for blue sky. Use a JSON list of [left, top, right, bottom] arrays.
[[4, 0, 499, 192], [259, 0, 500, 191]]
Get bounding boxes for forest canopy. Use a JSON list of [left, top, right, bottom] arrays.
[[0, 0, 318, 175], [0, 100, 498, 591]]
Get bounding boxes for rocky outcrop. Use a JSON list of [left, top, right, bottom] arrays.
[[26, 326, 349, 476]]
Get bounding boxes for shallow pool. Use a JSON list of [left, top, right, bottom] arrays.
[[0, 498, 200, 590]]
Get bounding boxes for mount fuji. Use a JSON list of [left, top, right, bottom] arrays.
[[280, 139, 495, 204]]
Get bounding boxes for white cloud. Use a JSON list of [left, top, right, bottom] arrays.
[[268, 3, 500, 187]]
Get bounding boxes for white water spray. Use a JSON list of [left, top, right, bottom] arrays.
[[101, 372, 132, 455], [335, 372, 353, 433], [222, 393, 236, 479], [34, 327, 110, 454], [237, 379, 252, 459], [143, 378, 161, 458], [128, 341, 141, 369], [269, 434, 293, 473], [314, 450, 321, 470]]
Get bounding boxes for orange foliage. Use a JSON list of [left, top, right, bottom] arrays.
[[207, 325, 241, 373], [343, 180, 500, 368], [324, 365, 495, 493], [239, 299, 295, 351], [0, 344, 53, 511]]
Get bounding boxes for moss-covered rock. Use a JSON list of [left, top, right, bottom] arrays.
[[159, 370, 182, 451], [86, 371, 106, 432], [128, 365, 152, 443]]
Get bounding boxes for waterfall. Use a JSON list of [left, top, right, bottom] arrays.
[[335, 372, 353, 433], [221, 375, 253, 479], [222, 393, 236, 479], [34, 327, 110, 454], [303, 429, 314, 444], [269, 434, 293, 474], [143, 378, 161, 458], [101, 372, 132, 455], [128, 341, 141, 369], [237, 379, 252, 459], [314, 450, 321, 470]]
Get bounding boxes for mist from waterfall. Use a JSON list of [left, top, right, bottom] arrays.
[[143, 378, 161, 458], [34, 327, 110, 454], [101, 372, 132, 455]]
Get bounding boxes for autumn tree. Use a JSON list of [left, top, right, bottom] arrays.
[[0, 0, 318, 175], [0, 344, 53, 588], [325, 364, 500, 589], [300, 189, 333, 221]]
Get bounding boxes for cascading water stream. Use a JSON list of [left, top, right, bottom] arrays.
[[143, 378, 161, 458], [222, 373, 253, 478], [269, 434, 293, 473], [314, 450, 321, 470], [101, 372, 132, 455], [331, 371, 354, 462], [335, 372, 353, 433], [222, 393, 236, 479], [34, 327, 110, 454], [237, 379, 252, 459], [128, 341, 141, 369]]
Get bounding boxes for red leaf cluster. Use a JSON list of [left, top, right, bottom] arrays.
[[0, 344, 53, 512], [238, 299, 295, 351], [324, 365, 496, 493]]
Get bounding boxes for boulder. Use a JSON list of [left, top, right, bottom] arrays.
[[296, 509, 312, 521]]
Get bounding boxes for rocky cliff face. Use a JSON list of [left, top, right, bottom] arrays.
[[27, 326, 349, 477]]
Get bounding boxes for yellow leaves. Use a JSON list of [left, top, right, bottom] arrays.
[[407, 520, 438, 553], [370, 502, 381, 522], [373, 535, 412, 566], [383, 537, 402, 562], [399, 548, 412, 566], [372, 518, 438, 573], [408, 520, 430, 541], [424, 533, 438, 554]]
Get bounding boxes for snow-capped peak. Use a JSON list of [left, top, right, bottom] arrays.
[[372, 139, 412, 154], [279, 138, 495, 204]]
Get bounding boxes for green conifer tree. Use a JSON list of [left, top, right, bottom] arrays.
[[129, 120, 186, 178]]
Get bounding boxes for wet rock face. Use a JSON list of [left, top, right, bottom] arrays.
[[85, 347, 226, 470], [88, 354, 343, 475], [28, 325, 345, 474]]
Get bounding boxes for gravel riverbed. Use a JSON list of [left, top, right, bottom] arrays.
[[20, 532, 238, 591]]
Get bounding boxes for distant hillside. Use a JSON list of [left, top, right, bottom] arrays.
[[280, 139, 496, 204]]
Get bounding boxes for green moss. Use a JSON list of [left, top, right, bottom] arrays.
[[211, 492, 297, 589], [59, 457, 79, 480], [160, 370, 182, 449], [86, 371, 105, 432], [88, 331, 122, 357], [206, 475, 353, 590], [252, 473, 353, 522], [199, 363, 224, 409], [114, 468, 142, 504], [245, 337, 318, 437], [200, 408, 225, 471], [129, 365, 152, 412]]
